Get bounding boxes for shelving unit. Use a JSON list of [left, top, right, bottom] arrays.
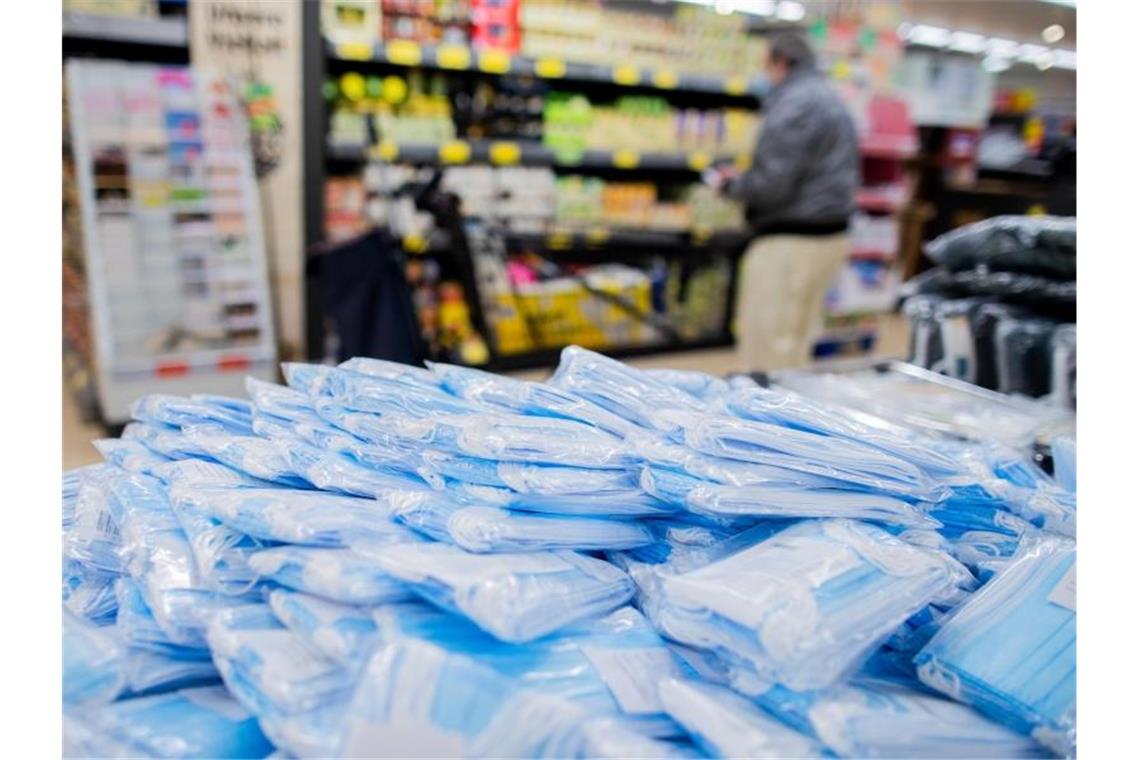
[[62, 11, 190, 63]]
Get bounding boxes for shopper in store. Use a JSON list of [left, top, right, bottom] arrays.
[[706, 30, 858, 371]]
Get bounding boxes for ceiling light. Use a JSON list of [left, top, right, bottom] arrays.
[[1018, 43, 1049, 63], [1042, 24, 1065, 44], [949, 31, 987, 55], [714, 0, 735, 14], [1036, 52, 1056, 70], [909, 24, 951, 48], [736, 0, 776, 15], [775, 1, 805, 21], [1053, 49, 1077, 70], [986, 37, 1021, 58], [982, 55, 1012, 73]]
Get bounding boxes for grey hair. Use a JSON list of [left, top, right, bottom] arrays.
[[768, 30, 817, 70]]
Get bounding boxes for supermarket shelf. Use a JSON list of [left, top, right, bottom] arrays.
[[485, 333, 735, 372], [849, 248, 897, 263], [504, 227, 749, 253], [856, 188, 906, 214], [860, 135, 919, 160], [326, 39, 765, 99], [326, 140, 744, 173], [63, 12, 188, 48]]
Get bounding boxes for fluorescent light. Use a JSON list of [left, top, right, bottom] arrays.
[[949, 31, 987, 55], [986, 37, 1021, 58], [775, 1, 805, 21], [1018, 43, 1049, 63], [1036, 52, 1055, 70], [714, 0, 735, 14], [909, 24, 951, 48], [1040, 0, 1076, 7], [983, 55, 1012, 73], [1053, 49, 1077, 70], [736, 0, 776, 15], [1042, 24, 1065, 44]]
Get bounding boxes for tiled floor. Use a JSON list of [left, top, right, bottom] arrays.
[[61, 313, 910, 470]]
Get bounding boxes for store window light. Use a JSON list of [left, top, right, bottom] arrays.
[[949, 31, 987, 55], [775, 1, 805, 22], [1042, 24, 1065, 44], [908, 24, 951, 48]]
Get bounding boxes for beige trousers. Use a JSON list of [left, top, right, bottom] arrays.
[[735, 233, 850, 372]]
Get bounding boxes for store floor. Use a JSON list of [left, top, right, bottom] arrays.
[[61, 313, 909, 469]]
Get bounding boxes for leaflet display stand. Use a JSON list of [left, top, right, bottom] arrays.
[[66, 60, 277, 424]]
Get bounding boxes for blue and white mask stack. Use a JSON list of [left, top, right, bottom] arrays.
[[62, 345, 1076, 758]]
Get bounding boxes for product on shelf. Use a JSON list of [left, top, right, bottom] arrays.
[[64, 344, 1076, 757], [381, 0, 471, 46], [327, 70, 456, 148]]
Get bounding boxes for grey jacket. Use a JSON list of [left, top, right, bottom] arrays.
[[728, 68, 859, 233]]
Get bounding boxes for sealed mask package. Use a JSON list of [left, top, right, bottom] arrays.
[[65, 686, 274, 759], [245, 377, 318, 422], [151, 458, 278, 491], [326, 367, 481, 417], [339, 356, 443, 390], [279, 437, 429, 498], [657, 519, 966, 690], [351, 541, 634, 643], [1052, 435, 1076, 493], [63, 557, 119, 625], [915, 534, 1076, 756], [268, 588, 379, 666], [282, 362, 335, 396], [130, 393, 254, 434], [643, 369, 732, 401], [169, 497, 267, 595], [248, 545, 415, 606], [122, 422, 212, 461], [64, 470, 126, 575], [63, 609, 127, 708], [93, 438, 171, 476], [182, 425, 310, 488]]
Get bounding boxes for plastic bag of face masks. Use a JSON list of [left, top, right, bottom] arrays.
[[181, 424, 311, 488], [130, 393, 254, 433], [291, 413, 434, 485], [93, 438, 171, 476], [169, 496, 268, 596], [268, 588, 379, 666], [639, 465, 939, 528], [1052, 435, 1076, 492], [171, 486, 412, 547], [248, 545, 416, 606], [339, 355, 443, 389], [151, 457, 278, 491], [371, 602, 693, 739], [915, 534, 1076, 756], [548, 346, 709, 430], [349, 541, 634, 643], [64, 469, 126, 574], [64, 609, 127, 708], [656, 519, 967, 691], [63, 557, 119, 625], [64, 686, 274, 759], [208, 604, 360, 716], [279, 436, 430, 498], [245, 376, 319, 422], [429, 361, 638, 438], [643, 368, 733, 401], [121, 421, 212, 461], [325, 365, 482, 417], [386, 489, 654, 553], [657, 678, 823, 758], [339, 638, 690, 759]]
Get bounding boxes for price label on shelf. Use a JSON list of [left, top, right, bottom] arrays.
[[724, 75, 748, 95], [403, 233, 429, 253], [692, 226, 713, 245], [535, 57, 566, 78], [438, 140, 471, 164], [385, 40, 423, 67], [547, 227, 573, 250], [436, 45, 471, 70], [687, 151, 711, 171], [612, 149, 640, 169], [369, 140, 399, 161], [336, 42, 374, 61], [585, 227, 610, 246], [489, 141, 521, 166], [612, 64, 641, 86], [477, 49, 512, 74], [652, 69, 679, 89]]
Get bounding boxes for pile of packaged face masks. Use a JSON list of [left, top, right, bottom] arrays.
[[62, 346, 1076, 758]]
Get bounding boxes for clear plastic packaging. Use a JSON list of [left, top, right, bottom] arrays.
[[657, 519, 966, 690], [182, 424, 310, 488], [122, 421, 211, 461], [63, 469, 125, 574], [62, 557, 119, 625], [1050, 324, 1076, 409], [170, 496, 266, 595], [915, 534, 1076, 756], [248, 545, 415, 606], [339, 356, 442, 389], [326, 366, 481, 416], [657, 677, 822, 758], [173, 486, 416, 547], [268, 588, 379, 666], [350, 541, 634, 643], [640, 466, 939, 528], [130, 393, 254, 434], [245, 376, 318, 422], [65, 686, 274, 759], [63, 609, 127, 708], [151, 458, 277, 490], [387, 490, 654, 553], [93, 438, 170, 475], [923, 214, 1076, 279], [282, 362, 336, 396], [279, 437, 429, 498], [1052, 435, 1076, 492], [643, 368, 733, 401], [549, 346, 708, 430]]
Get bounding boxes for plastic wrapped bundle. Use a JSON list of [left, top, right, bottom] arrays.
[[903, 294, 945, 371], [1050, 324, 1076, 409], [429, 361, 638, 438], [64, 686, 274, 759], [387, 490, 655, 552], [643, 369, 733, 401], [182, 425, 310, 488], [325, 366, 481, 417], [245, 376, 320, 422], [640, 466, 938, 528], [64, 469, 126, 575], [372, 603, 691, 738], [339, 638, 687, 758], [995, 317, 1058, 398], [268, 589, 379, 666], [923, 215, 1076, 279], [130, 393, 254, 434], [93, 438, 171, 476], [657, 678, 822, 758], [915, 534, 1076, 756], [63, 557, 119, 625], [1052, 435, 1076, 492], [339, 356, 443, 389], [172, 487, 415, 547], [151, 458, 277, 490], [289, 413, 432, 484], [548, 346, 708, 430], [350, 541, 634, 643], [656, 519, 967, 690], [64, 609, 127, 708], [279, 436, 430, 498], [248, 546, 415, 606], [169, 496, 266, 595]]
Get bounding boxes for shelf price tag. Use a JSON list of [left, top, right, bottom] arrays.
[[547, 227, 572, 250], [612, 64, 641, 86], [612, 149, 640, 169], [652, 69, 679, 89], [489, 141, 521, 166], [369, 140, 399, 161], [535, 57, 566, 78], [336, 42, 374, 61], [724, 75, 748, 95], [436, 45, 471, 70], [478, 49, 512, 74], [403, 233, 429, 254], [687, 150, 711, 171], [438, 140, 471, 164], [585, 227, 610, 246], [385, 40, 423, 67], [692, 226, 713, 245]]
